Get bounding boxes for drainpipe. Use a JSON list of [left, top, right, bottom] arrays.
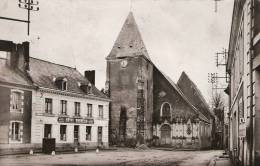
[[249, 0, 255, 165]]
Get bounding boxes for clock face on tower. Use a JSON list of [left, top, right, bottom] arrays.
[[121, 60, 128, 68]]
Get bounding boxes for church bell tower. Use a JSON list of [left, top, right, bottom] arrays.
[[106, 12, 153, 145]]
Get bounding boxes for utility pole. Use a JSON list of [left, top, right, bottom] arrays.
[[208, 48, 229, 92], [0, 0, 39, 36]]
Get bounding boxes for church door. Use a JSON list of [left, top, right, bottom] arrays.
[[161, 124, 171, 145]]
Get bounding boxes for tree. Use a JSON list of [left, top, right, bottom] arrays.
[[211, 91, 225, 149], [211, 92, 225, 121]]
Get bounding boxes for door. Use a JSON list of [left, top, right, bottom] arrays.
[[98, 126, 102, 145], [74, 125, 79, 143], [44, 124, 52, 138], [161, 124, 171, 145]]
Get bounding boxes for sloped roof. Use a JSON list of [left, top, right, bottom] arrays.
[[177, 71, 213, 119], [155, 67, 209, 122], [107, 12, 150, 60], [0, 58, 32, 87], [28, 57, 108, 99]]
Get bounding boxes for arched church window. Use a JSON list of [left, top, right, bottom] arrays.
[[161, 103, 171, 119]]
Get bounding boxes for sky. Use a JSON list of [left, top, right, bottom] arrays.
[[0, 0, 234, 103]]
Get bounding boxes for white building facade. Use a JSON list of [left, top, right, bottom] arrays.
[[31, 89, 109, 147], [27, 57, 110, 149]]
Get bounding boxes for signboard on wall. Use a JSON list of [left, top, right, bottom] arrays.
[[58, 117, 94, 124], [239, 123, 246, 137]]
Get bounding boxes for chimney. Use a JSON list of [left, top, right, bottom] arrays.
[[22, 41, 30, 71], [85, 70, 95, 85], [1, 40, 30, 71], [0, 40, 16, 68], [17, 41, 30, 71]]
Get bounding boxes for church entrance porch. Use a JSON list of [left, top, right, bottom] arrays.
[[160, 124, 171, 145]]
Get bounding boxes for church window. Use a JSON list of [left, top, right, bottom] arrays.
[[161, 102, 171, 119]]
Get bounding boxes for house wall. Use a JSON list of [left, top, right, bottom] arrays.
[[0, 84, 32, 144], [227, 0, 260, 165], [0, 86, 11, 143], [31, 90, 109, 148]]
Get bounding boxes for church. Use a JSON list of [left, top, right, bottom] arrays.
[[105, 12, 213, 149]]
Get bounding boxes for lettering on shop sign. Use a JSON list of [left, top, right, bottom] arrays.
[[58, 117, 94, 124]]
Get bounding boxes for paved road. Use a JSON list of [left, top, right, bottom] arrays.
[[0, 149, 223, 166]]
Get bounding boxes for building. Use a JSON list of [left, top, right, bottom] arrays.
[[0, 39, 110, 154], [0, 41, 33, 150], [177, 71, 214, 148], [226, 0, 260, 165], [29, 58, 110, 149], [106, 12, 213, 149]]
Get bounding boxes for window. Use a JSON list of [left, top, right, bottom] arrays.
[[10, 121, 22, 142], [11, 90, 23, 112], [60, 125, 67, 141], [62, 80, 67, 91], [98, 126, 102, 144], [60, 100, 67, 115], [74, 102, 80, 116], [98, 105, 104, 118], [87, 104, 92, 117], [44, 124, 52, 138], [161, 103, 171, 119], [86, 126, 91, 141], [87, 83, 92, 94], [45, 98, 52, 114]]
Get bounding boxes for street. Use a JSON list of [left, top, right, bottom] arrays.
[[0, 149, 223, 166]]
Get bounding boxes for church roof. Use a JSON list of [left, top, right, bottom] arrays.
[[107, 12, 150, 60], [177, 71, 214, 119], [156, 68, 209, 122]]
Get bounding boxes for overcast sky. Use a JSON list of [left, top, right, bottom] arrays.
[[0, 0, 234, 102]]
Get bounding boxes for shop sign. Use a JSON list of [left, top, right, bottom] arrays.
[[58, 117, 94, 124], [239, 123, 246, 137]]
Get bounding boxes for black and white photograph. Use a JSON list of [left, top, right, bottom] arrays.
[[0, 0, 259, 165]]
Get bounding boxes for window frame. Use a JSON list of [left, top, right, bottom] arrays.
[[87, 104, 92, 118], [61, 80, 67, 91], [60, 125, 67, 141], [74, 102, 81, 116], [86, 126, 91, 141], [9, 121, 23, 143], [98, 105, 104, 119], [45, 98, 53, 114], [44, 124, 52, 138], [160, 102, 172, 119], [60, 100, 67, 115], [10, 89, 24, 113]]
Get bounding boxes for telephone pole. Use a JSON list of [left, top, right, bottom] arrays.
[[0, 0, 39, 35]]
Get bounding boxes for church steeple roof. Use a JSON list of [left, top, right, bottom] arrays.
[[107, 12, 150, 60]]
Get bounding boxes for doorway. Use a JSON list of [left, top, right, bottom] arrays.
[[98, 126, 102, 146], [74, 125, 79, 144], [161, 124, 171, 145], [44, 124, 52, 138]]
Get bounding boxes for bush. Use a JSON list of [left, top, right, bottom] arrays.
[[125, 138, 137, 148]]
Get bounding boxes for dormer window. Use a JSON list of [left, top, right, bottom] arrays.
[[54, 77, 68, 91], [87, 83, 92, 94], [78, 82, 93, 94], [61, 80, 67, 91]]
